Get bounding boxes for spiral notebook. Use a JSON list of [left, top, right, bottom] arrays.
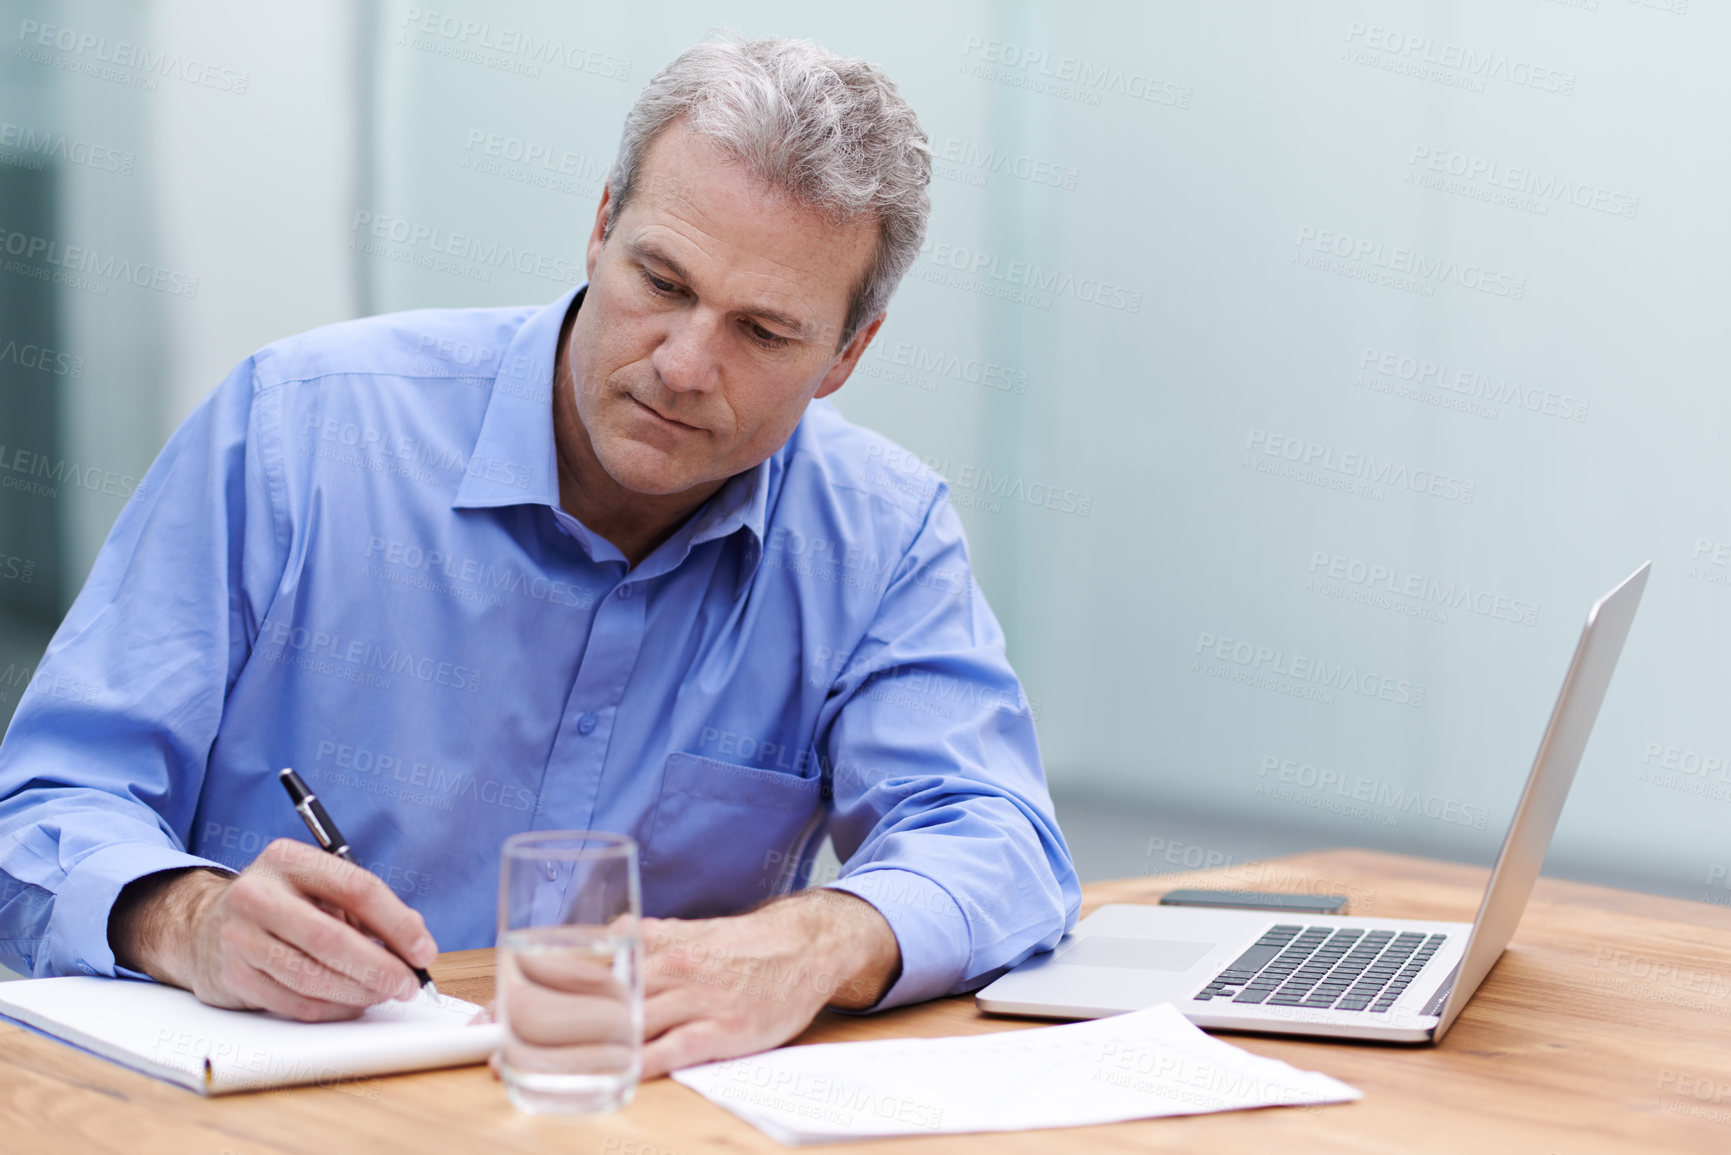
[[0, 976, 501, 1095]]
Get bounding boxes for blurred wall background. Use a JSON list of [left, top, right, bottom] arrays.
[[1, 0, 1724, 906]]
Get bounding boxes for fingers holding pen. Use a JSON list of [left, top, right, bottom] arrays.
[[177, 840, 440, 1020], [274, 770, 439, 974], [220, 850, 415, 1003], [259, 839, 438, 968]]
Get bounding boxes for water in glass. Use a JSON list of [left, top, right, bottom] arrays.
[[497, 924, 642, 1114]]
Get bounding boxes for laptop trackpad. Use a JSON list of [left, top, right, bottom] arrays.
[[1055, 937, 1214, 971]]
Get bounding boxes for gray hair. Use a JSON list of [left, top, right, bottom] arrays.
[[605, 34, 932, 348]]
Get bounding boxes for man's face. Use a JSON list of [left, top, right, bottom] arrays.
[[569, 122, 882, 497]]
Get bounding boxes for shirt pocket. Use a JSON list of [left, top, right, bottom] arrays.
[[639, 752, 824, 918]]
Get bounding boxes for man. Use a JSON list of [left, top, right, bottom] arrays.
[[0, 35, 1077, 1076]]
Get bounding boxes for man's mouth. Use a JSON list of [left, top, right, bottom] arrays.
[[629, 395, 700, 432]]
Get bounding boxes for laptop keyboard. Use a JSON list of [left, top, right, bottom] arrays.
[[1191, 925, 1447, 1013]]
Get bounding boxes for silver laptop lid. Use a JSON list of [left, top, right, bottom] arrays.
[[1431, 562, 1649, 1041]]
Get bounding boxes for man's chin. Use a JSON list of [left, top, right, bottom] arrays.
[[593, 443, 709, 498]]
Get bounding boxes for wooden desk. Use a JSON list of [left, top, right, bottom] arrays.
[[3, 850, 1729, 1153]]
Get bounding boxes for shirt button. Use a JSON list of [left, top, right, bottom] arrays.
[[617, 584, 632, 599], [577, 713, 598, 735], [78, 962, 95, 975]]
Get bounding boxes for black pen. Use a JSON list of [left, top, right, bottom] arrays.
[[277, 767, 438, 994]]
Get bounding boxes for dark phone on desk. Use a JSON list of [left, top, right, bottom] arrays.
[[1159, 888, 1349, 915]]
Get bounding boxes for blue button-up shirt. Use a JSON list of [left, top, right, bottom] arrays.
[[0, 286, 1077, 1007]]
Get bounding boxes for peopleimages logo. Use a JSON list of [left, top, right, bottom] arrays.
[[918, 238, 1142, 313], [1343, 22, 1577, 96], [1688, 537, 1731, 590], [0, 336, 83, 378], [460, 128, 607, 198], [257, 620, 482, 694], [1407, 145, 1639, 220], [0, 227, 200, 298], [363, 536, 592, 608], [0, 443, 140, 500], [1257, 755, 1489, 829], [1642, 741, 1731, 784], [1357, 346, 1589, 424], [15, 18, 251, 94], [1244, 428, 1476, 505], [766, 525, 974, 601], [397, 9, 631, 80], [1193, 631, 1426, 708], [933, 136, 1080, 191], [1295, 226, 1526, 300], [312, 739, 541, 816], [863, 443, 1093, 517], [0, 121, 134, 175], [957, 36, 1192, 109], [1307, 551, 1539, 627], [866, 339, 1027, 395], [349, 211, 581, 285], [1637, 740, 1731, 804], [301, 412, 534, 490]]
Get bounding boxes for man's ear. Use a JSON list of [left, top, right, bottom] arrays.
[[814, 313, 887, 401], [585, 185, 614, 283]]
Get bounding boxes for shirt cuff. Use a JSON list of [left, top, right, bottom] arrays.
[[49, 841, 231, 979], [823, 867, 971, 1011]]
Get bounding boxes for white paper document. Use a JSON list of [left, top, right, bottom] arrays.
[[0, 976, 501, 1094], [674, 1003, 1361, 1145]]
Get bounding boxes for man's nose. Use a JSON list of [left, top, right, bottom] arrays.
[[651, 308, 723, 394]]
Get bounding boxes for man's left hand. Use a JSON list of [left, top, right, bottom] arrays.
[[638, 889, 900, 1078]]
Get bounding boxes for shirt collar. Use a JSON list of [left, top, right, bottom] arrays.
[[452, 283, 772, 589], [660, 454, 770, 595], [451, 285, 575, 513]]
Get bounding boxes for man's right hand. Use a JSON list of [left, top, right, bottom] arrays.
[[108, 838, 438, 1021]]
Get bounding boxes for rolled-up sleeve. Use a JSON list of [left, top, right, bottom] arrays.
[[0, 358, 282, 977], [818, 487, 1080, 1009]]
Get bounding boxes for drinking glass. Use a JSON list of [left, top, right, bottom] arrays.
[[496, 831, 642, 1114]]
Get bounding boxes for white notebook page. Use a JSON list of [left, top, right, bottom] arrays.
[[0, 976, 501, 1094]]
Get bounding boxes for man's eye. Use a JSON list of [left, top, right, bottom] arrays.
[[749, 323, 790, 348], [643, 270, 678, 295]]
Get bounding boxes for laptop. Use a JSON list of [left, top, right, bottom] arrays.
[[977, 562, 1650, 1044]]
